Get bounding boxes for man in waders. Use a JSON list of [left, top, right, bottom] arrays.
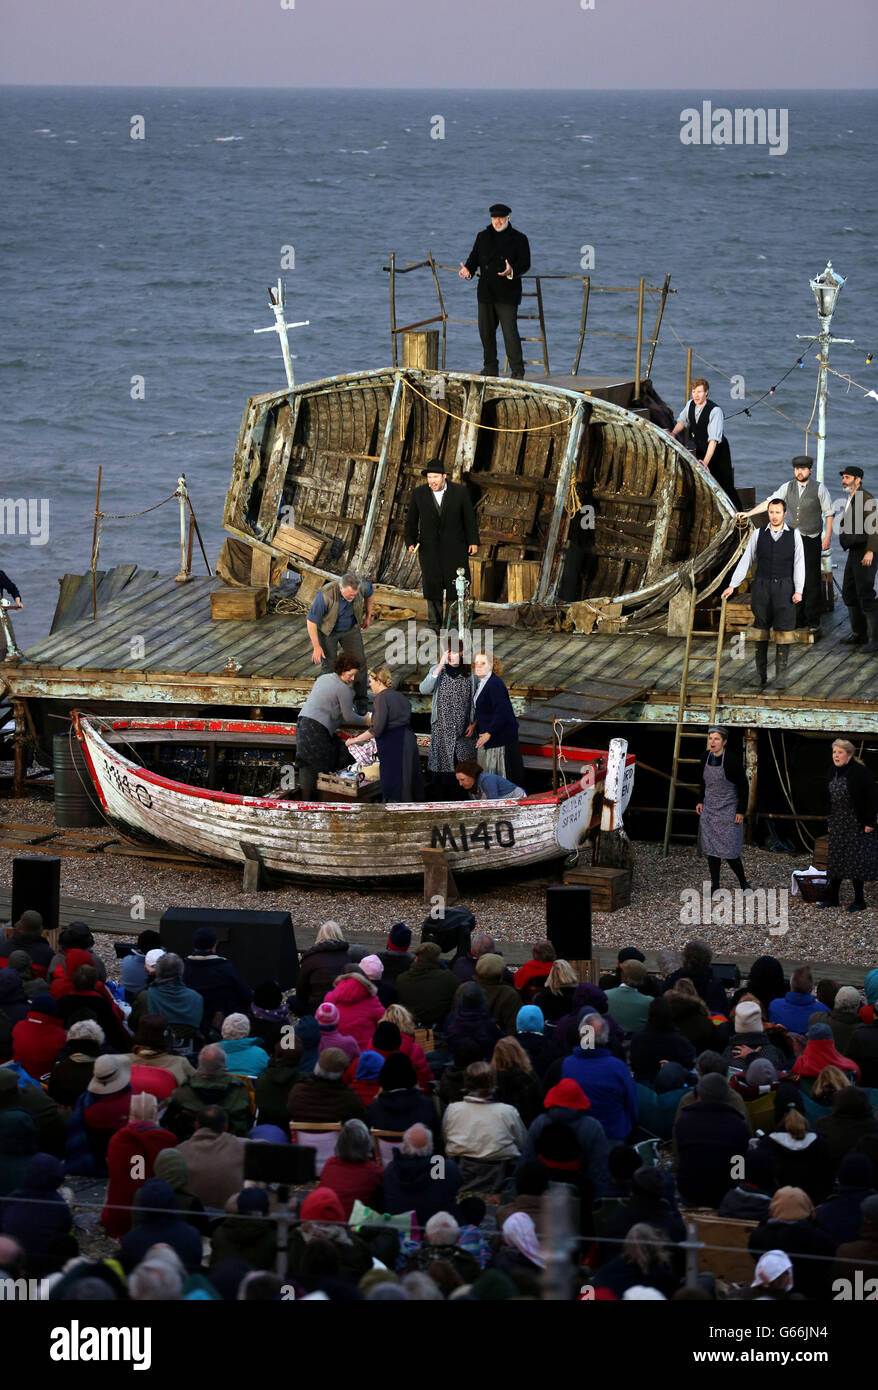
[[722, 498, 804, 689], [668, 378, 741, 509], [736, 455, 833, 637]]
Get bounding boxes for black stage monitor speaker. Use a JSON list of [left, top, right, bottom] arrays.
[[712, 962, 741, 991], [11, 855, 61, 935], [159, 907, 298, 990], [546, 885, 592, 961]]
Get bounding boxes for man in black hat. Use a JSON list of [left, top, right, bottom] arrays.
[[736, 455, 833, 635], [838, 467, 878, 651], [459, 204, 531, 379], [404, 462, 479, 629]]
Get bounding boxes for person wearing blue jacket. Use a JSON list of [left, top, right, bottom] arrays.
[[455, 762, 526, 800], [471, 652, 526, 787], [768, 966, 830, 1035], [560, 1013, 639, 1142], [219, 1014, 270, 1076]]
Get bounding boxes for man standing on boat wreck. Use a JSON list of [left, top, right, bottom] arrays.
[[405, 461, 480, 631], [722, 497, 804, 690], [668, 378, 741, 509], [458, 203, 531, 379]]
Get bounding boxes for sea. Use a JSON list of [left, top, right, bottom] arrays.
[[1, 87, 877, 649]]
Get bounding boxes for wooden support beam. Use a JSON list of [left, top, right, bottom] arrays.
[[241, 841, 267, 893], [420, 847, 460, 908]]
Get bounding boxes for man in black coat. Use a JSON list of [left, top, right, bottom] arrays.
[[405, 461, 479, 629], [674, 1073, 752, 1208], [459, 203, 531, 378], [838, 467, 878, 650], [183, 927, 252, 1030]]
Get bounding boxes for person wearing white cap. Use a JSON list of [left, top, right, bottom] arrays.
[[748, 1248, 796, 1298]]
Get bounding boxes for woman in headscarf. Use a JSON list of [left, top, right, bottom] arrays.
[[817, 738, 878, 912], [496, 1211, 545, 1292], [696, 726, 752, 894], [419, 643, 477, 798], [748, 1186, 835, 1300], [346, 666, 423, 803]]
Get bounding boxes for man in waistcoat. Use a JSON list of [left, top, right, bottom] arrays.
[[459, 203, 531, 379], [405, 461, 480, 630], [736, 456, 833, 636], [837, 467, 878, 652], [722, 498, 804, 689], [668, 378, 741, 508], [306, 571, 374, 710]]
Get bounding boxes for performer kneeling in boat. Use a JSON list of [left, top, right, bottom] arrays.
[[722, 498, 804, 690], [454, 759, 526, 801], [472, 652, 527, 787], [295, 653, 370, 801], [347, 666, 424, 803]]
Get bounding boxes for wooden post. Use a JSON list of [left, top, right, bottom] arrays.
[[420, 847, 460, 908], [685, 346, 693, 401], [633, 277, 645, 399], [91, 465, 103, 620], [744, 727, 758, 846], [644, 272, 671, 379], [241, 841, 266, 892], [389, 251, 398, 367], [249, 547, 273, 589], [401, 330, 439, 370], [571, 958, 599, 984], [572, 276, 590, 375], [12, 698, 28, 799]]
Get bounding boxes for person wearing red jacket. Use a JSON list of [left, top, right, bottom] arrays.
[[11, 994, 67, 1079], [101, 1092, 177, 1238], [513, 943, 556, 1003]]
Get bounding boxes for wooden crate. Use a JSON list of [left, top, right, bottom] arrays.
[[724, 601, 754, 632], [210, 585, 267, 621], [813, 835, 828, 870], [506, 560, 541, 603], [562, 864, 632, 911], [273, 523, 326, 564], [400, 330, 439, 370], [316, 773, 382, 803], [469, 558, 496, 601]]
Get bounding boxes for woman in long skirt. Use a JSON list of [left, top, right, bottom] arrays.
[[348, 667, 423, 803], [419, 644, 477, 797], [696, 726, 752, 894], [818, 739, 878, 912], [471, 651, 526, 789]]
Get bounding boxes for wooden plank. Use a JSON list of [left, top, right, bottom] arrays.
[[50, 574, 88, 634], [25, 575, 176, 665], [63, 572, 105, 627], [100, 563, 140, 604]]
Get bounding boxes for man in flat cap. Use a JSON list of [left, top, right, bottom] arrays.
[[838, 466, 878, 651], [459, 204, 531, 379], [736, 455, 833, 636], [405, 461, 479, 629]]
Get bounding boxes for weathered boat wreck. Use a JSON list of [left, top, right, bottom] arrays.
[[221, 367, 738, 631], [75, 713, 635, 881]]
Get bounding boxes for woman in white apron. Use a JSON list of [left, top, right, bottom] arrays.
[[696, 727, 753, 894]]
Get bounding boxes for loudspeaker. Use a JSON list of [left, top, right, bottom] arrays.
[[712, 962, 741, 991], [11, 856, 61, 934], [159, 907, 299, 990], [546, 885, 592, 961]]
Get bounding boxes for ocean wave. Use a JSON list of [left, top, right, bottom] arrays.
[[214, 136, 243, 142]]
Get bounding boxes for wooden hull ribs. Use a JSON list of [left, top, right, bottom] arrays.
[[221, 369, 737, 630]]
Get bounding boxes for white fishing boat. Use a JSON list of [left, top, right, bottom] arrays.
[[74, 712, 635, 881]]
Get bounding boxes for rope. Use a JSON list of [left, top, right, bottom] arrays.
[[766, 729, 813, 853], [664, 321, 818, 436], [399, 375, 577, 432], [824, 365, 877, 396]]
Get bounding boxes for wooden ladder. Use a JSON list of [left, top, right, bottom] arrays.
[[504, 275, 550, 375], [662, 592, 728, 856]]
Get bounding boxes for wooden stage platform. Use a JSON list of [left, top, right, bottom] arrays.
[[1, 564, 876, 739]]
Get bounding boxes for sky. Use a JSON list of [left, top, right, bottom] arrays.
[[2, 0, 877, 89]]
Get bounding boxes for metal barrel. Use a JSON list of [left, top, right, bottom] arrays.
[[53, 732, 104, 828]]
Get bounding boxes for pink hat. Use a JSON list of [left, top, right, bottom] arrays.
[[315, 1002, 340, 1028], [359, 954, 384, 981]]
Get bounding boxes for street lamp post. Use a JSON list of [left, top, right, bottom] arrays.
[[796, 262, 854, 487]]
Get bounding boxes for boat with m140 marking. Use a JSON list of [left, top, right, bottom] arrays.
[[74, 712, 635, 881]]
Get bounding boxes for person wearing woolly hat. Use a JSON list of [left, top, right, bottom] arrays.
[[218, 1013, 270, 1078], [791, 1022, 860, 1082], [323, 968, 385, 1053], [0, 1070, 38, 1196], [0, 966, 29, 1028], [119, 929, 162, 1001], [826, 984, 865, 1055], [513, 1004, 554, 1079], [48, 1019, 105, 1107], [345, 950, 396, 1008], [152, 1147, 208, 1232], [367, 1053, 439, 1140], [674, 1072, 751, 1208], [287, 1047, 368, 1125], [721, 998, 788, 1072], [49, 923, 107, 985], [379, 923, 413, 984], [4, 910, 53, 974], [11, 994, 67, 1079], [209, 1186, 276, 1271], [248, 980, 292, 1053], [396, 941, 459, 1026], [315, 1001, 360, 1063], [119, 1178, 203, 1274], [6, 949, 46, 1003], [468, 953, 521, 1036], [749, 1186, 835, 1300], [320, 1117, 384, 1219], [717, 1146, 777, 1221], [445, 982, 504, 1061], [288, 1184, 373, 1286], [0, 1152, 76, 1274], [346, 1049, 385, 1106]]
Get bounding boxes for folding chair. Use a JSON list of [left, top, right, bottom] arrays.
[[370, 1128, 406, 1167], [289, 1121, 342, 1176]]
